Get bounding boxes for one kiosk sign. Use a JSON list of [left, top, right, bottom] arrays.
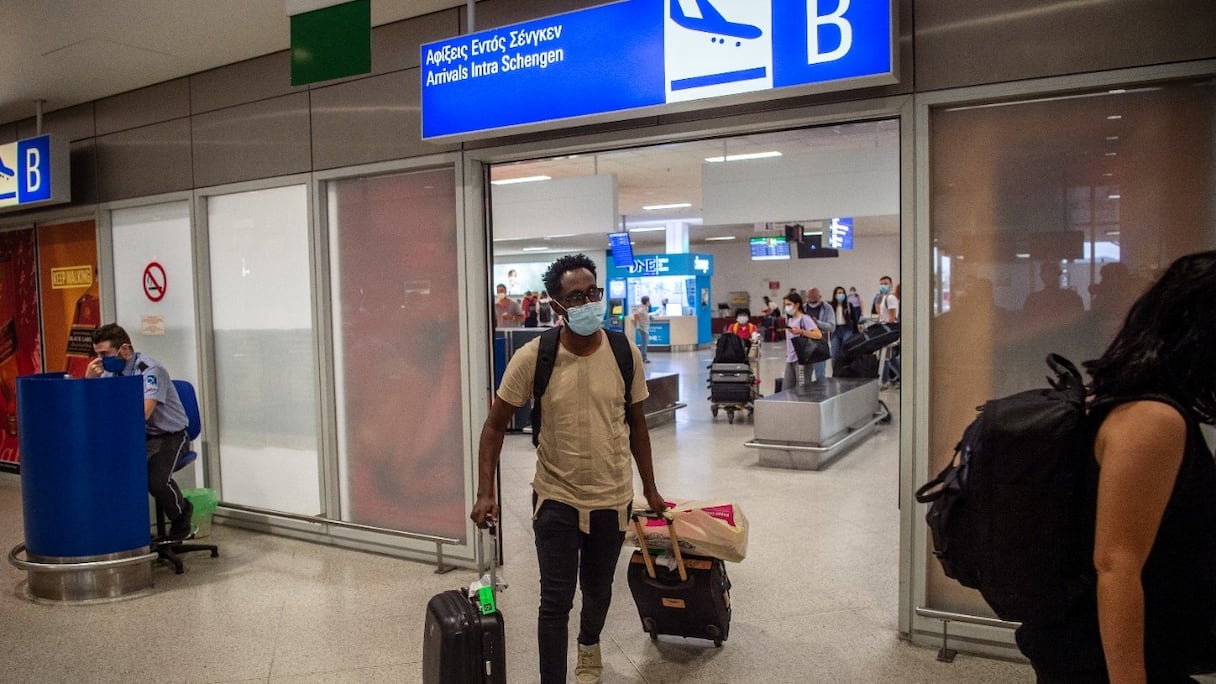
[[420, 0, 895, 139], [0, 134, 71, 212]]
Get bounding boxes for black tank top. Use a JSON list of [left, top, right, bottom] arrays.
[[1017, 399, 1216, 680]]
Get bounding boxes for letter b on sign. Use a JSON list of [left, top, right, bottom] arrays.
[[25, 148, 41, 193], [806, 0, 852, 65]]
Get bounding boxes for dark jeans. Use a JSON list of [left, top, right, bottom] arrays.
[[533, 496, 626, 684], [147, 431, 190, 521]]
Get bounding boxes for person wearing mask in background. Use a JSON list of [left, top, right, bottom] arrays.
[[86, 323, 194, 540], [877, 276, 899, 324], [537, 290, 553, 326], [522, 290, 539, 328], [632, 295, 653, 363], [782, 292, 823, 392], [472, 254, 667, 684], [727, 308, 762, 385], [1016, 250, 1216, 683], [802, 288, 836, 381], [830, 285, 862, 367], [847, 286, 863, 312], [494, 283, 524, 328]]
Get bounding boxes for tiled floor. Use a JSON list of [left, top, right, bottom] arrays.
[[0, 346, 1036, 683]]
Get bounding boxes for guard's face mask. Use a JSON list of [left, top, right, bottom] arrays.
[[101, 355, 126, 373]]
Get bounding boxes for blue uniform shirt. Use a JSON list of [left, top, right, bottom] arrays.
[[101, 351, 188, 435]]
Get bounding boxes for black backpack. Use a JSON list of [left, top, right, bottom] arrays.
[[915, 354, 1098, 622], [530, 327, 634, 447], [713, 331, 748, 364]]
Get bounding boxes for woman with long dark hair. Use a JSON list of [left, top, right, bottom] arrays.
[[829, 285, 861, 366], [1017, 251, 1216, 683]]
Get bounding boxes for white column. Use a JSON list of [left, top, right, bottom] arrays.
[[665, 221, 689, 254]]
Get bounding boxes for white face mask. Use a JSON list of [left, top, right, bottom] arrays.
[[784, 305, 795, 316], [736, 315, 748, 324]]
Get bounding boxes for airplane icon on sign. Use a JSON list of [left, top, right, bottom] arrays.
[[670, 0, 762, 41], [0, 154, 13, 180]]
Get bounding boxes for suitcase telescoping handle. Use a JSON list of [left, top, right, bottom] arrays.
[[632, 509, 687, 582]]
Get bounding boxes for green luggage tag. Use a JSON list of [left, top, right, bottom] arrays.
[[477, 585, 496, 615]]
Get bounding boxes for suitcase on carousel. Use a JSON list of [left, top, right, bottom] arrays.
[[842, 321, 900, 360], [627, 513, 732, 647], [422, 529, 506, 684]]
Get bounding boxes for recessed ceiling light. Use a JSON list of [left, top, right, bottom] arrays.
[[1106, 115, 1122, 120], [521, 246, 550, 251], [1015, 253, 1031, 259], [704, 236, 736, 241], [704, 151, 782, 163], [642, 202, 692, 211], [1103, 172, 1114, 177], [1108, 89, 1127, 95], [1105, 152, 1117, 157], [1105, 230, 1121, 236], [490, 175, 552, 186], [628, 226, 668, 233]]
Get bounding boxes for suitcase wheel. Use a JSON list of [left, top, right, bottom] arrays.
[[707, 624, 723, 648], [643, 617, 658, 641]]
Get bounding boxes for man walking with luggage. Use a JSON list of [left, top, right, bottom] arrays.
[[472, 253, 667, 684]]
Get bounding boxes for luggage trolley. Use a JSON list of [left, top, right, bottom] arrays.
[[707, 333, 760, 424]]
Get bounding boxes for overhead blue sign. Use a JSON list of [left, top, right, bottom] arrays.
[[421, 0, 896, 139], [0, 134, 71, 212], [828, 216, 853, 249]]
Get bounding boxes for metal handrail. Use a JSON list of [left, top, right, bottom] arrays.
[[8, 543, 157, 573]]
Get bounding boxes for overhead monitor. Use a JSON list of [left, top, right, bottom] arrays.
[[608, 231, 635, 268], [749, 236, 790, 261]]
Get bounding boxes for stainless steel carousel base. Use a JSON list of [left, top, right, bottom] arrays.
[[9, 543, 156, 603]]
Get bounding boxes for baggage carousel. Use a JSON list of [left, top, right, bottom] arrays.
[[743, 377, 889, 470]]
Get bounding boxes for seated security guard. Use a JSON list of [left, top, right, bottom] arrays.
[[86, 323, 194, 540]]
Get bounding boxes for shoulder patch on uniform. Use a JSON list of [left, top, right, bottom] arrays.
[[145, 374, 158, 388]]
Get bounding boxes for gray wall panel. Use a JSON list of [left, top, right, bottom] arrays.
[[373, 10, 460, 73], [96, 119, 192, 202], [68, 139, 98, 206], [95, 79, 190, 136], [464, 0, 600, 31], [14, 102, 96, 141], [915, 0, 1216, 91], [0, 123, 14, 144], [191, 52, 303, 115], [192, 93, 312, 187], [312, 69, 457, 170]]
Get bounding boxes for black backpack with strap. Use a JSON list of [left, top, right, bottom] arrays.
[[530, 327, 635, 447], [915, 354, 1191, 622]]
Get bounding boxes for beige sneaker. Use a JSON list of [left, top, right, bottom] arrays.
[[575, 642, 602, 684]]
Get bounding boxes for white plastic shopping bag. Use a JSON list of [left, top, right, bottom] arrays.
[[627, 498, 749, 562]]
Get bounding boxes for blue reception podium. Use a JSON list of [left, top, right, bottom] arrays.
[[8, 373, 156, 601]]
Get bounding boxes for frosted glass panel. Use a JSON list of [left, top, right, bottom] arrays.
[[111, 201, 203, 481], [207, 185, 320, 515], [328, 168, 464, 539], [926, 79, 1216, 616]]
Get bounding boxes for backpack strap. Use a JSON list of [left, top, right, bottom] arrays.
[[605, 330, 635, 431], [531, 327, 562, 447], [531, 328, 634, 448]]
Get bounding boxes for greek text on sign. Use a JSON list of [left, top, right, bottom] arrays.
[[51, 266, 94, 289], [420, 0, 895, 139]]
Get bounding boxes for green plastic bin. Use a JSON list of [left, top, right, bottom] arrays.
[[181, 488, 218, 538]]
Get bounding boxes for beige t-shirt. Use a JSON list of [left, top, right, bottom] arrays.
[[497, 330, 650, 533]]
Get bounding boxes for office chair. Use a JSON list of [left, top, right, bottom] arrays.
[[152, 379, 219, 574]]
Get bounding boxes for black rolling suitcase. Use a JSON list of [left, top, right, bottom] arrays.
[[422, 528, 506, 684], [833, 353, 879, 379], [709, 362, 752, 403], [842, 321, 900, 360], [627, 512, 732, 647]]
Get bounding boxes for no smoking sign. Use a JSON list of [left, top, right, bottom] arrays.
[[143, 262, 166, 302]]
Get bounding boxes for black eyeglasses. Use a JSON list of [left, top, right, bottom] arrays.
[[560, 287, 604, 307]]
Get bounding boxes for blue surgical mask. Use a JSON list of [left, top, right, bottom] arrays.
[[835, 293, 846, 302], [565, 298, 606, 336], [101, 355, 126, 373], [879, 285, 890, 294]]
